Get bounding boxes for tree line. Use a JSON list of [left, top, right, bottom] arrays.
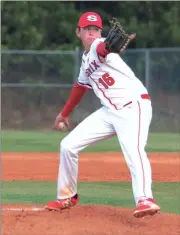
[[1, 1, 180, 50]]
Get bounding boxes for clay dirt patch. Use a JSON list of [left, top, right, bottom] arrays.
[[2, 152, 180, 181], [2, 204, 180, 235], [2, 152, 180, 235]]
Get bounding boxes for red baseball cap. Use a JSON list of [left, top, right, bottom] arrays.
[[78, 12, 103, 29]]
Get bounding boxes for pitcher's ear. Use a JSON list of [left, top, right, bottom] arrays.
[[76, 27, 80, 37]]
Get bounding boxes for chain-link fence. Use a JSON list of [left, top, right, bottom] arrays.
[[1, 48, 180, 132]]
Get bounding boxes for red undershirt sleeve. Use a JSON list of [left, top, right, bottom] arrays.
[[96, 42, 111, 57], [61, 82, 88, 118]]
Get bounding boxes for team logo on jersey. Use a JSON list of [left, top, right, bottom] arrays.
[[87, 15, 98, 21], [85, 60, 100, 77]]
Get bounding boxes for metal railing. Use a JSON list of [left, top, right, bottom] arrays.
[[1, 48, 180, 131]]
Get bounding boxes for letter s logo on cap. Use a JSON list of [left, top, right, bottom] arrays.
[[87, 15, 98, 21]]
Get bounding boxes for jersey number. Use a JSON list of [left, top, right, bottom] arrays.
[[98, 73, 115, 89]]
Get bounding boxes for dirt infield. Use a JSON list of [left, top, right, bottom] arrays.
[[2, 152, 180, 181], [2, 205, 180, 235], [2, 152, 180, 235]]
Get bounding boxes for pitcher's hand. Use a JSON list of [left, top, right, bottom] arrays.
[[53, 113, 69, 130]]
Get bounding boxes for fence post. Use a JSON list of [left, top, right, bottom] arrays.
[[145, 49, 150, 93], [74, 47, 80, 83]]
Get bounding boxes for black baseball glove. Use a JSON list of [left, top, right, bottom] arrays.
[[104, 18, 136, 53]]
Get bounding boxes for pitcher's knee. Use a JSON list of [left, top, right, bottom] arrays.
[[60, 137, 78, 154]]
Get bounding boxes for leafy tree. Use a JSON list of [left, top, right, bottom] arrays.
[[1, 1, 180, 49], [1, 1, 79, 49]]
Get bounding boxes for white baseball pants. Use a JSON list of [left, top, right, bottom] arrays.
[[57, 99, 153, 205]]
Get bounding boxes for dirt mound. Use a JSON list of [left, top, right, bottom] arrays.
[[2, 204, 180, 235]]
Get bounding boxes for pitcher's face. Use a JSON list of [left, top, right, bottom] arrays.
[[76, 26, 102, 51]]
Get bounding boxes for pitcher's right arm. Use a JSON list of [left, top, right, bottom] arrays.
[[54, 60, 91, 130]]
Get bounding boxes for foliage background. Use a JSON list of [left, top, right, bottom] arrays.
[[2, 1, 180, 50]]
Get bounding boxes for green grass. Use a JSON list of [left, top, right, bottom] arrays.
[[1, 130, 180, 152], [2, 181, 180, 214]]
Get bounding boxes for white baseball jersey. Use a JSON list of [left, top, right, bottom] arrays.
[[78, 37, 148, 110]]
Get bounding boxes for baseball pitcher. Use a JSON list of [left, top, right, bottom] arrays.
[[45, 12, 160, 218]]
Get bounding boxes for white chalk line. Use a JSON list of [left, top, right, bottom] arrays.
[[1, 207, 46, 212]]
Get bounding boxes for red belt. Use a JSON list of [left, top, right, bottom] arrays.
[[141, 94, 150, 100], [123, 94, 150, 107]]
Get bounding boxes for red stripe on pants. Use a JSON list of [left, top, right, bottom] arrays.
[[137, 101, 146, 197]]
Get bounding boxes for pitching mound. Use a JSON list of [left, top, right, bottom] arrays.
[[2, 204, 180, 235]]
